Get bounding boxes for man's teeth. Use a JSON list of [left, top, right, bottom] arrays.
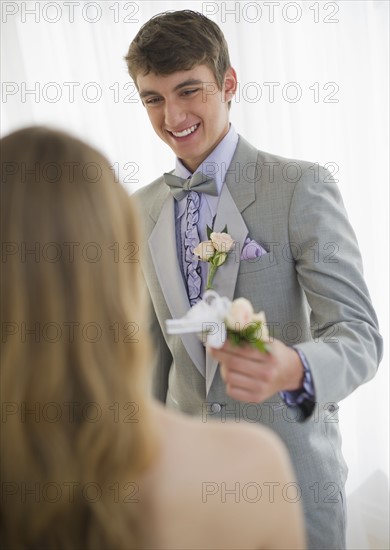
[[171, 124, 198, 138]]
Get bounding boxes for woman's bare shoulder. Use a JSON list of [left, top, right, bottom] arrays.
[[143, 401, 305, 550], [151, 400, 292, 481]]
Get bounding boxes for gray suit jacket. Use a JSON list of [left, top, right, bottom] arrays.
[[135, 135, 382, 549]]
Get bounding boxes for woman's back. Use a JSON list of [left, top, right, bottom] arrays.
[[140, 402, 305, 550]]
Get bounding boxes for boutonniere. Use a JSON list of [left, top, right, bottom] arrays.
[[194, 225, 234, 290]]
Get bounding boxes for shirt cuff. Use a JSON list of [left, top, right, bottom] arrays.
[[279, 347, 316, 420]]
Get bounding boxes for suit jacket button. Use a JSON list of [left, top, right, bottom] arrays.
[[211, 403, 222, 413]]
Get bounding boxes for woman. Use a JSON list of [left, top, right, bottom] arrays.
[[1, 127, 305, 549]]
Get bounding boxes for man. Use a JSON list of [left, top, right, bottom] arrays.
[[126, 10, 382, 549]]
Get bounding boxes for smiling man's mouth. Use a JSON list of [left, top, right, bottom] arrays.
[[170, 123, 200, 138]]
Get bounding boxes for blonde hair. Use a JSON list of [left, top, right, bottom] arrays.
[[1, 127, 155, 549]]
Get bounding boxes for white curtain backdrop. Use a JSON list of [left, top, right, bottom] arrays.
[[1, 1, 388, 547]]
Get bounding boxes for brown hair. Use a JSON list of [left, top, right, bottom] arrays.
[[0, 127, 156, 549], [125, 10, 231, 89]]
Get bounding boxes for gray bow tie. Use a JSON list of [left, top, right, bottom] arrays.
[[163, 172, 218, 201]]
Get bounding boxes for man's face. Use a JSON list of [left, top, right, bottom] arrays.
[[137, 65, 237, 173]]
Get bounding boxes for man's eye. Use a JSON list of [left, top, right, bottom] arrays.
[[145, 97, 162, 106], [181, 88, 199, 96]]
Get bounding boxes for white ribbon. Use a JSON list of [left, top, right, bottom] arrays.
[[165, 290, 232, 349]]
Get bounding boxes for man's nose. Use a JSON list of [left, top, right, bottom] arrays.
[[164, 100, 186, 129]]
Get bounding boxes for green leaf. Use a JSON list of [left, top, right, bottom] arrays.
[[206, 225, 213, 240], [226, 328, 268, 354], [212, 251, 227, 267], [227, 331, 242, 347], [239, 322, 261, 343], [221, 225, 228, 234], [252, 340, 268, 353]]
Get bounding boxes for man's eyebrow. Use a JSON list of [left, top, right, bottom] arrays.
[[139, 79, 204, 98], [174, 79, 203, 90]]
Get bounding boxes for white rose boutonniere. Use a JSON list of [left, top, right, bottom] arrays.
[[193, 240, 215, 261], [193, 225, 234, 290]]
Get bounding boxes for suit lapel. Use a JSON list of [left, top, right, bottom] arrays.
[[224, 135, 257, 212], [205, 136, 258, 394], [148, 189, 206, 377], [205, 184, 252, 394]]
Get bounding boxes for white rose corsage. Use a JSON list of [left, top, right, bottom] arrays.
[[166, 290, 269, 352]]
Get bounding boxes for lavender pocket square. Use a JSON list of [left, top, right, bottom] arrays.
[[241, 237, 267, 260]]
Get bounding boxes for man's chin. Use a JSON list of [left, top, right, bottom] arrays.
[[170, 146, 202, 166]]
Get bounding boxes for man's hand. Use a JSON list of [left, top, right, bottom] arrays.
[[208, 339, 304, 403]]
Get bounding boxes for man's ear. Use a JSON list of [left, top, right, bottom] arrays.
[[223, 67, 238, 101]]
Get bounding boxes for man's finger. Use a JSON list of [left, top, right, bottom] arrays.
[[226, 385, 263, 403], [224, 370, 258, 390], [222, 359, 276, 383], [209, 344, 270, 365]]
